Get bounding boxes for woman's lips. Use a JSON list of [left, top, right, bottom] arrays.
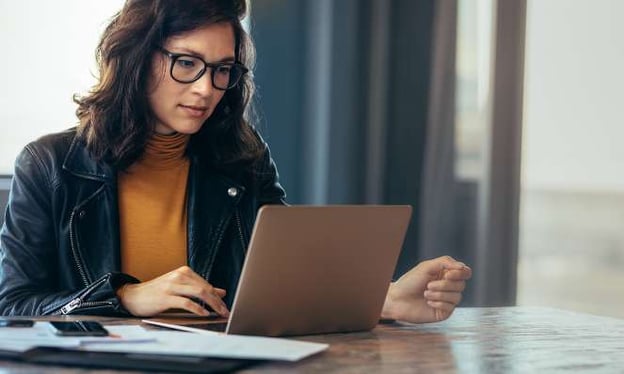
[[179, 104, 208, 117]]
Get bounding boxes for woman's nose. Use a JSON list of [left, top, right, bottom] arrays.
[[190, 69, 214, 96]]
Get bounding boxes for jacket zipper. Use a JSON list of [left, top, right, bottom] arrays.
[[69, 209, 89, 287], [68, 184, 108, 288], [235, 209, 247, 254], [59, 300, 113, 315], [54, 274, 111, 315], [201, 209, 247, 280], [59, 298, 81, 314], [201, 219, 229, 280]]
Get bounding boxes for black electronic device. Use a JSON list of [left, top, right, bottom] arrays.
[[49, 321, 109, 337], [0, 318, 34, 327]]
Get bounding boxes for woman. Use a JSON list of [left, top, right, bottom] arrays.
[[0, 0, 471, 322]]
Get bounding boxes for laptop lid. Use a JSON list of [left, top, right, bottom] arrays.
[[225, 205, 412, 337]]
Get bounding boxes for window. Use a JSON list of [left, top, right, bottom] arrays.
[[518, 0, 624, 318], [455, 0, 495, 182]]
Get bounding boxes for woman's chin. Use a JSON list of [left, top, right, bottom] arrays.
[[174, 124, 204, 135], [154, 121, 206, 135]]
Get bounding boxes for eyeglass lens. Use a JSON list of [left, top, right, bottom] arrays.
[[171, 55, 243, 89]]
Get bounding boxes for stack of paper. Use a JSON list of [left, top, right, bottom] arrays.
[[0, 322, 328, 362], [0, 322, 154, 352]]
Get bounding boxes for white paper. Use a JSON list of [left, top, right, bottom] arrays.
[[84, 330, 329, 361], [81, 325, 157, 344], [0, 323, 155, 352], [0, 323, 328, 361], [0, 322, 60, 341]]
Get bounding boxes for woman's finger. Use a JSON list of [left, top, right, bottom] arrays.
[[426, 300, 456, 313], [162, 266, 229, 316], [174, 284, 229, 317], [166, 295, 212, 316], [424, 290, 462, 305], [443, 267, 472, 281], [427, 279, 466, 292], [419, 256, 461, 278]]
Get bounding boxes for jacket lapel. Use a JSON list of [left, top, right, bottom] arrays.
[[62, 136, 121, 281]]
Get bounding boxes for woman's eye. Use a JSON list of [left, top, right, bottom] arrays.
[[176, 58, 196, 69], [216, 65, 232, 75]]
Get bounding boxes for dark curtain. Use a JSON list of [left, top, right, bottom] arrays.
[[419, 0, 527, 306], [0, 184, 8, 227], [250, 0, 526, 306], [252, 0, 434, 281]]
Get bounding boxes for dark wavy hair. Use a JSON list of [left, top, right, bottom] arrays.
[[75, 0, 263, 171]]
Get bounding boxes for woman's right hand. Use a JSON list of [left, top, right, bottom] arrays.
[[116, 266, 230, 317]]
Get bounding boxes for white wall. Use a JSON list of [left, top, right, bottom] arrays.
[[0, 0, 125, 174], [523, 0, 624, 192]]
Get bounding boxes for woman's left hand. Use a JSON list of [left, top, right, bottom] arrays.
[[381, 256, 472, 323]]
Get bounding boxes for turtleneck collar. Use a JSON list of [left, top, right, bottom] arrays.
[[139, 132, 190, 169]]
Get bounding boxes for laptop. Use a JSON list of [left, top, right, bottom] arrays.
[[148, 205, 412, 337]]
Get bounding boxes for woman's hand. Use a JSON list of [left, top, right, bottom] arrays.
[[381, 256, 472, 323], [116, 266, 230, 317]]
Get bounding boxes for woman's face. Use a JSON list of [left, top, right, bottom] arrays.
[[148, 22, 235, 135]]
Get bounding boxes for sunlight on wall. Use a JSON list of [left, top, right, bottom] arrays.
[[522, 0, 624, 193]]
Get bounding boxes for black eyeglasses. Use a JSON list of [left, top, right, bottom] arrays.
[[159, 48, 248, 90]]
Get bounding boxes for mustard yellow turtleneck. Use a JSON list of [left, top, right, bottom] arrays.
[[118, 132, 190, 281]]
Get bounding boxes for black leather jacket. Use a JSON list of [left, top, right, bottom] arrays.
[[0, 128, 285, 316]]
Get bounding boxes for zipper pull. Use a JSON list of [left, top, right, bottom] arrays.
[[60, 298, 81, 315]]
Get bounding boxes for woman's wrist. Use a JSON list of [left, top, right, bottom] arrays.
[[380, 282, 398, 321], [115, 283, 129, 300]]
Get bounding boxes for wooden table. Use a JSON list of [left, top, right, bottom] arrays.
[[1, 307, 623, 373]]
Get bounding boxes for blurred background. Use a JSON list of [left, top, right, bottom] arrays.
[[0, 0, 622, 318]]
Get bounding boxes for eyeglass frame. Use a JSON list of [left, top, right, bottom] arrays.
[[158, 47, 249, 90]]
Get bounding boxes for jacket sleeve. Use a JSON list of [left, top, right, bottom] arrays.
[[0, 145, 138, 316]]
